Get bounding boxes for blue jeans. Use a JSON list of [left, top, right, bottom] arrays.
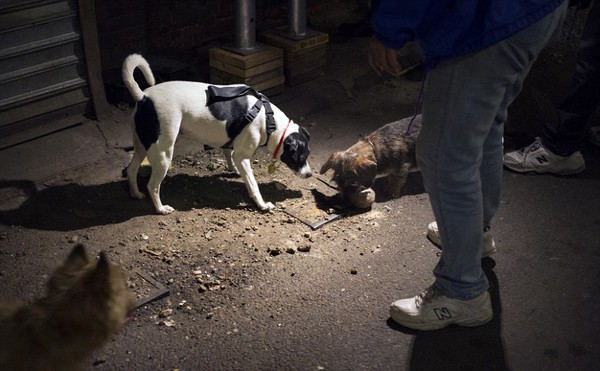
[[416, 1, 568, 300], [543, 0, 600, 156]]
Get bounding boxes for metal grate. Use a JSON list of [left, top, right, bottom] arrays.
[[0, 0, 91, 138]]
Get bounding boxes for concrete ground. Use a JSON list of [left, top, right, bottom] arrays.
[[1, 33, 599, 370]]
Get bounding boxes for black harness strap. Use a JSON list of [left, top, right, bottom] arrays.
[[207, 85, 257, 104], [206, 85, 276, 149], [263, 97, 276, 135]]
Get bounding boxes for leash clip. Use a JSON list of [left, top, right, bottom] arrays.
[[268, 160, 278, 174]]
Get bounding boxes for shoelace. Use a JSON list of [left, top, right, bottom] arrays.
[[519, 137, 542, 156], [415, 286, 440, 308]]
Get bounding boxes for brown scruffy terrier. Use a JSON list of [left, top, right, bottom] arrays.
[[320, 114, 421, 208], [0, 244, 134, 371]]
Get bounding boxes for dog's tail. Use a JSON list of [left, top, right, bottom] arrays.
[[122, 54, 155, 102]]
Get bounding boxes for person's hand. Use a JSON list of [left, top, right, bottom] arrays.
[[368, 37, 403, 76]]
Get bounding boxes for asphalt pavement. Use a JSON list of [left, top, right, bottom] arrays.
[[1, 33, 599, 371]]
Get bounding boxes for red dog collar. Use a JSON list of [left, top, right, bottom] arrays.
[[273, 120, 292, 160]]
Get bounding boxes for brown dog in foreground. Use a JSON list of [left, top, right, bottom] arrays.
[[0, 244, 134, 371], [320, 115, 421, 208]]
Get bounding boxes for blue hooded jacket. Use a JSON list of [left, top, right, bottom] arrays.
[[371, 0, 566, 67]]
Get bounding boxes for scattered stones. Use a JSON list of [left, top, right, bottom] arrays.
[[134, 234, 149, 241], [159, 308, 173, 318], [268, 247, 282, 256], [10, 149, 391, 346], [141, 247, 162, 256], [162, 319, 176, 327], [194, 270, 229, 293], [297, 245, 311, 253]]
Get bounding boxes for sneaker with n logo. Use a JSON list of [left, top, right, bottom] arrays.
[[389, 285, 493, 331], [503, 137, 585, 175]]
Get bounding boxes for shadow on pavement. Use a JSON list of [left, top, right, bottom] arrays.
[[373, 171, 425, 202], [387, 258, 509, 371], [0, 174, 303, 231]]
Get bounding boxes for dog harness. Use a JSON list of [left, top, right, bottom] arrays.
[[206, 85, 276, 149]]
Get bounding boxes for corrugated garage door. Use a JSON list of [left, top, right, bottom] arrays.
[[0, 0, 106, 147]]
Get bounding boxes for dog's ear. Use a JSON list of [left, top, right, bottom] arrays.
[[47, 244, 90, 294], [320, 151, 342, 174], [96, 252, 110, 275], [64, 244, 90, 270], [300, 126, 310, 141], [89, 252, 111, 290]]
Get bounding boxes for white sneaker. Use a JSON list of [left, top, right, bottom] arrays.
[[427, 222, 497, 257], [503, 137, 585, 175], [390, 285, 493, 331]]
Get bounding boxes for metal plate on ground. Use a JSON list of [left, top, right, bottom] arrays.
[[281, 198, 342, 230], [131, 269, 170, 309]]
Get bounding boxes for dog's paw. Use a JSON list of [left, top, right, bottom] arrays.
[[351, 188, 375, 209], [157, 205, 175, 214], [260, 202, 275, 211]]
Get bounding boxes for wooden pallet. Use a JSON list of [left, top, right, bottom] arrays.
[[260, 29, 328, 86], [209, 46, 285, 92]]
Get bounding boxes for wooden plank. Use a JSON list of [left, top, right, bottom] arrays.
[[210, 58, 283, 79], [211, 74, 284, 92], [252, 75, 285, 92], [285, 46, 327, 81], [287, 52, 327, 74], [210, 67, 284, 86], [285, 44, 327, 63], [209, 46, 283, 70], [260, 30, 329, 53]]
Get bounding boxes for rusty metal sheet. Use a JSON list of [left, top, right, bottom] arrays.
[[281, 197, 342, 230], [132, 269, 170, 309]]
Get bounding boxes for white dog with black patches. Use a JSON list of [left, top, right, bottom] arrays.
[[122, 54, 312, 214]]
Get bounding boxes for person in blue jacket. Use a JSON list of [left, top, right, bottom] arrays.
[[368, 0, 568, 330]]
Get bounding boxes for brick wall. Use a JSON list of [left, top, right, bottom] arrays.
[[95, 0, 147, 70], [94, 0, 354, 71], [146, 0, 236, 52]]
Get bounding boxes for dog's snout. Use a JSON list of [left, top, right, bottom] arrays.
[[299, 164, 312, 178]]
